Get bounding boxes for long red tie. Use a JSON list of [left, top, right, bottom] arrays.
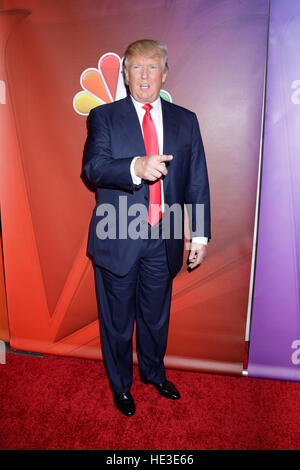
[[142, 103, 162, 226]]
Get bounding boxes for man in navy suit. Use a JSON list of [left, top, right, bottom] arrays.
[[82, 39, 211, 416]]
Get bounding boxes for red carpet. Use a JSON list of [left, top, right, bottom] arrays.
[[0, 352, 300, 450]]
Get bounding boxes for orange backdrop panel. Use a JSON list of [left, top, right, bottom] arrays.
[[0, 225, 9, 342], [0, 0, 268, 374], [0, 8, 32, 343]]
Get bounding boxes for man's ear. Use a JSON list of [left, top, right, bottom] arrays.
[[162, 69, 168, 85]]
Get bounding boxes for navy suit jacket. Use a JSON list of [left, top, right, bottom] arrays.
[[82, 95, 211, 277]]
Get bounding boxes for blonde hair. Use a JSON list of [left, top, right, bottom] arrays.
[[123, 39, 169, 71]]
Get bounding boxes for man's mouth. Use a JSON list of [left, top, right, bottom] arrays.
[[140, 84, 150, 89]]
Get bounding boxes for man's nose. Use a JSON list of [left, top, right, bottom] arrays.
[[141, 67, 149, 78]]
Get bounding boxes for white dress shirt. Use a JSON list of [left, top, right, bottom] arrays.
[[129, 95, 208, 245]]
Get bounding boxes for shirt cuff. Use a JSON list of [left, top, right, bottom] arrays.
[[191, 237, 208, 245], [130, 157, 142, 185]]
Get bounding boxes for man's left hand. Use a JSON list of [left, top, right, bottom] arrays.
[[188, 243, 207, 270]]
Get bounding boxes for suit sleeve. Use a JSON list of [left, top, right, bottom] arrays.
[[184, 113, 211, 240], [82, 107, 140, 191]]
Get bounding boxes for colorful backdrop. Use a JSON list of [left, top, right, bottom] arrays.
[[0, 224, 9, 342], [248, 0, 300, 381], [0, 0, 269, 374]]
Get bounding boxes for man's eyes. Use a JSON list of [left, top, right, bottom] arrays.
[[132, 65, 158, 70]]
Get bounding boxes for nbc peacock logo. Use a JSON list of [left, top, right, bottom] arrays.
[[73, 52, 172, 116]]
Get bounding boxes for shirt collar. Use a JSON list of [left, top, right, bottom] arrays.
[[130, 95, 162, 114]]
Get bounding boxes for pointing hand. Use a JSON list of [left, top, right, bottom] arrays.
[[134, 154, 173, 181]]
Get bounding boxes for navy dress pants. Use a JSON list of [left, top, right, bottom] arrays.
[[93, 222, 173, 394]]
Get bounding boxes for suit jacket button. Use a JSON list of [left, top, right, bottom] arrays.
[[144, 195, 148, 200]]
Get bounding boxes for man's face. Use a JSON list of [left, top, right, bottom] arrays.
[[124, 54, 168, 104]]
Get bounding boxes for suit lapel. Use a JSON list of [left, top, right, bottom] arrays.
[[161, 99, 179, 191], [119, 95, 146, 156]]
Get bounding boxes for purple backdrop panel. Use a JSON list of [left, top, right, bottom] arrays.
[[248, 0, 300, 381]]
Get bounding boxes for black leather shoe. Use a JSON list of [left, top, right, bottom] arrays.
[[113, 391, 136, 416], [142, 378, 181, 400]]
